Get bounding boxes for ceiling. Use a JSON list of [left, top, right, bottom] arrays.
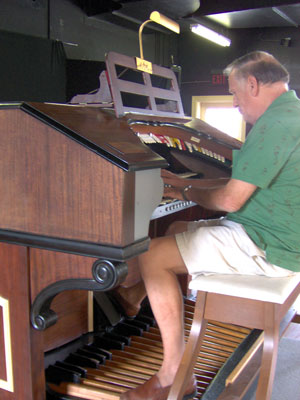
[[72, 0, 300, 33]]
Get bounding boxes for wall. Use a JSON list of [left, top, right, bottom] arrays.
[[0, 0, 177, 102], [48, 0, 156, 62], [0, 0, 155, 61], [179, 26, 300, 115], [1, 0, 299, 109]]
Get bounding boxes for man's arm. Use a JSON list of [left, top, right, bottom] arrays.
[[162, 170, 257, 213]]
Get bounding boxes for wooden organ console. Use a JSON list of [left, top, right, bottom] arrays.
[[0, 52, 250, 400]]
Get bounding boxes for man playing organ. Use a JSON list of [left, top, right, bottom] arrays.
[[114, 51, 300, 400]]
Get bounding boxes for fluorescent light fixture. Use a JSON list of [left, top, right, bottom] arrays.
[[191, 24, 231, 47]]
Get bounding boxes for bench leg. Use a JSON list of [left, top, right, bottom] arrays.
[[256, 303, 279, 400], [167, 291, 208, 400]]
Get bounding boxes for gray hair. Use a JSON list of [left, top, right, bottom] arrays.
[[224, 51, 289, 84]]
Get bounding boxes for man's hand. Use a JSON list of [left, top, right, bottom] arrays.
[[161, 169, 257, 212]]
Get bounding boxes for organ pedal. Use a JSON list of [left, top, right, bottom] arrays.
[[45, 298, 255, 400]]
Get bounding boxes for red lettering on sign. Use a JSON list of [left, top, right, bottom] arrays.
[[212, 74, 226, 85]]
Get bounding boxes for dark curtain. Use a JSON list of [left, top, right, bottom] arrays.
[[0, 30, 66, 102]]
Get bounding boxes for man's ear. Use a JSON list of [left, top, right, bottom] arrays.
[[247, 75, 259, 96]]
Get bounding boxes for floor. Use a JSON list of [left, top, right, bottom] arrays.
[[284, 321, 300, 340], [283, 296, 300, 340]]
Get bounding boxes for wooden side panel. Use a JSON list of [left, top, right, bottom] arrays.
[[29, 248, 92, 351], [0, 242, 45, 400], [0, 109, 135, 246], [42, 291, 89, 352], [204, 293, 265, 329], [29, 248, 99, 298]]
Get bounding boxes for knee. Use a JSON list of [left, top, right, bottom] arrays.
[[138, 235, 186, 277], [138, 237, 168, 274]]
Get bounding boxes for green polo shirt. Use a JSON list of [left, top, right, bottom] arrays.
[[227, 90, 300, 271]]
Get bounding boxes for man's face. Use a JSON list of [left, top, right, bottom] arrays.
[[228, 71, 257, 125]]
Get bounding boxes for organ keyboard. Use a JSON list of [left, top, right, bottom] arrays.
[[0, 51, 246, 400]]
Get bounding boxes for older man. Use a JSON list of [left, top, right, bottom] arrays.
[[119, 51, 300, 400]]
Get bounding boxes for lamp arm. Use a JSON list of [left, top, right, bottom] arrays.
[[138, 19, 151, 59]]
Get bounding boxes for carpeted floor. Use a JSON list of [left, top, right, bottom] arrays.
[[246, 338, 300, 400]]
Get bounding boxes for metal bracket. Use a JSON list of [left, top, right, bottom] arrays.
[[31, 259, 127, 331]]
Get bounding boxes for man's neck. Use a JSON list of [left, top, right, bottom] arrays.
[[255, 82, 288, 122]]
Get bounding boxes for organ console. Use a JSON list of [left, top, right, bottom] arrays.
[[0, 52, 247, 400]]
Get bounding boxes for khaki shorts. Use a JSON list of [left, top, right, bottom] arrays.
[[175, 218, 294, 278]]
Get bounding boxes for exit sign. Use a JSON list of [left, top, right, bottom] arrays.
[[212, 74, 226, 85]]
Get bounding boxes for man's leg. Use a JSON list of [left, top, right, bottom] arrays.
[[138, 234, 189, 386], [113, 221, 190, 318]]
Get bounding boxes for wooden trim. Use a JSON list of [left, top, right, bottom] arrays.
[[0, 230, 150, 261], [0, 296, 14, 393]]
